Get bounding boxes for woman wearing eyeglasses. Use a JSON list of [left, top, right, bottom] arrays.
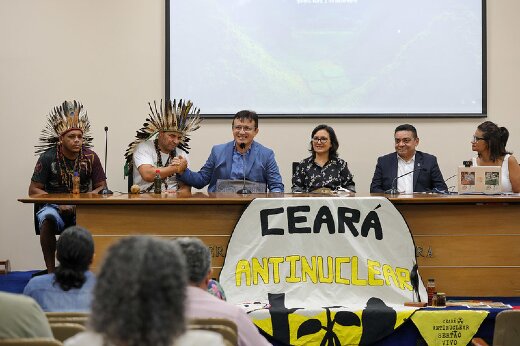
[[471, 121, 520, 193], [292, 124, 355, 193]]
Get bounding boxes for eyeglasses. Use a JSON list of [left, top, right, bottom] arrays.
[[472, 135, 486, 142], [233, 125, 256, 132], [312, 137, 329, 143]]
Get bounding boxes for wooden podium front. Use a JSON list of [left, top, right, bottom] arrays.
[[19, 192, 520, 297]]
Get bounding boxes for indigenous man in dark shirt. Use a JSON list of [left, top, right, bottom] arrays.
[[29, 101, 106, 273]]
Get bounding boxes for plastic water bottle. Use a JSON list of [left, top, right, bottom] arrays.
[[154, 170, 162, 194]]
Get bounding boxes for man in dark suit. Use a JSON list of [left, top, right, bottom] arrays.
[[370, 124, 448, 193]]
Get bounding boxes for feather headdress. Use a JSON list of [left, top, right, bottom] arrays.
[[35, 100, 93, 155], [124, 99, 202, 163]]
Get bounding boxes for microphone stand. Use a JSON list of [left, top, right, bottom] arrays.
[[410, 263, 421, 302], [385, 167, 423, 195], [98, 126, 113, 195], [236, 143, 252, 194], [431, 174, 457, 194]]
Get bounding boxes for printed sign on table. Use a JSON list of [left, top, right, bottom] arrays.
[[411, 310, 489, 346], [220, 197, 427, 345], [221, 197, 426, 307]]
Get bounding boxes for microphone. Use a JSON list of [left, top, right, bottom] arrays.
[[236, 143, 252, 194], [98, 126, 113, 195], [385, 167, 426, 195], [430, 174, 457, 194], [444, 174, 456, 182]]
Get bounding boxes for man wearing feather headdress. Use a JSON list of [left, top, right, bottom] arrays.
[[124, 99, 202, 193], [29, 101, 107, 273]]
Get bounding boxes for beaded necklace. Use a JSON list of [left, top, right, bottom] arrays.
[[57, 145, 81, 193], [153, 139, 177, 190]]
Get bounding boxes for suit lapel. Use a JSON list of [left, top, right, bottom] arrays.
[[413, 152, 423, 189], [245, 142, 257, 177], [224, 141, 234, 178], [390, 155, 398, 182]]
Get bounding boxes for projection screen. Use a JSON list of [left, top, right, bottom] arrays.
[[166, 0, 486, 118]]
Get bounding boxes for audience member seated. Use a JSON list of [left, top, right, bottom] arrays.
[[0, 291, 53, 339], [471, 121, 520, 193], [64, 236, 224, 346], [292, 124, 356, 193], [24, 226, 96, 312], [208, 279, 227, 300], [174, 237, 271, 346]]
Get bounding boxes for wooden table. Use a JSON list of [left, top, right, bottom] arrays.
[[19, 192, 520, 297]]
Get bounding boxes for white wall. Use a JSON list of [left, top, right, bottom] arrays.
[[1, 0, 519, 270]]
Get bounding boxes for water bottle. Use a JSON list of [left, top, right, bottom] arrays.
[[72, 171, 80, 194], [427, 278, 436, 306], [154, 170, 162, 194]]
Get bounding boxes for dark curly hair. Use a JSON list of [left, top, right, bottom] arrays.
[[309, 124, 339, 159], [173, 237, 211, 285], [54, 226, 94, 291], [90, 236, 187, 346], [477, 121, 511, 161]]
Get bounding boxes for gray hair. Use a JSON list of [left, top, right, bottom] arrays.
[[173, 237, 211, 285], [90, 236, 187, 346]]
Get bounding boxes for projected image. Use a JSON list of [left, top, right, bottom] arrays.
[[168, 0, 484, 116]]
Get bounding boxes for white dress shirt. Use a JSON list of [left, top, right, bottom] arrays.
[[397, 153, 415, 194]]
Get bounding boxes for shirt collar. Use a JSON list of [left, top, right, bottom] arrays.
[[233, 141, 253, 155], [397, 153, 415, 164]]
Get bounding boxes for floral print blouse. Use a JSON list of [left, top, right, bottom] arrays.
[[292, 156, 356, 193]]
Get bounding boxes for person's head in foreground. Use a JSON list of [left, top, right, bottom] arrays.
[[173, 237, 212, 287], [90, 236, 187, 346], [55, 226, 94, 291]]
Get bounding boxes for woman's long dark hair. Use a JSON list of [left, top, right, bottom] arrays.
[[309, 124, 339, 159], [54, 226, 94, 291], [477, 121, 511, 162]]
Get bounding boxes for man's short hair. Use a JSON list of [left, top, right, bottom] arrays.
[[394, 124, 418, 138], [233, 110, 258, 128], [174, 237, 211, 285]]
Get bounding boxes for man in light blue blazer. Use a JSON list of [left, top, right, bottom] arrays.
[[178, 110, 284, 192]]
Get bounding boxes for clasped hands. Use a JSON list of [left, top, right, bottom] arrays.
[[168, 155, 188, 174]]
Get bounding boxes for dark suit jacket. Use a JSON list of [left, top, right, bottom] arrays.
[[179, 140, 284, 192], [370, 151, 448, 193]]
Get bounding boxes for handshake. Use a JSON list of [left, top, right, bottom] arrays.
[[169, 155, 188, 174]]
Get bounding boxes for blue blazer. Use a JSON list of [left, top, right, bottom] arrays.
[[370, 151, 448, 193], [179, 141, 284, 192]]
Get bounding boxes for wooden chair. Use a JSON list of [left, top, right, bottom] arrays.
[[49, 322, 86, 342], [45, 312, 89, 326], [471, 310, 520, 346], [0, 338, 63, 346], [188, 318, 238, 346]]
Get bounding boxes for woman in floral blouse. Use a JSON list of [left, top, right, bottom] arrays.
[[292, 124, 356, 193]]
